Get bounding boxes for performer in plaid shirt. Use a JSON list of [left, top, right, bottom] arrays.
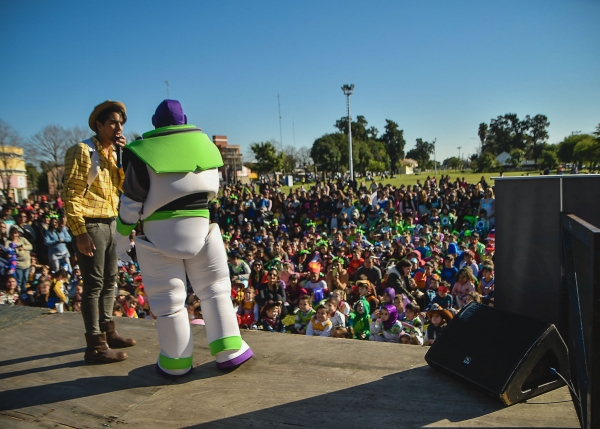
[[64, 100, 136, 364]]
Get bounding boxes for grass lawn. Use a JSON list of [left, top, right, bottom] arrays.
[[278, 170, 535, 194]]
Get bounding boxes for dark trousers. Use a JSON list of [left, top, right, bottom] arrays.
[[76, 220, 118, 335]]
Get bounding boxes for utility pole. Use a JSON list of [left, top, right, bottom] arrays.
[[341, 84, 355, 183], [165, 80, 170, 98]]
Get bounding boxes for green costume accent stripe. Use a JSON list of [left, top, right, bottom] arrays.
[[145, 209, 209, 223], [158, 353, 193, 370], [116, 216, 137, 236], [128, 125, 224, 173], [209, 336, 242, 356]]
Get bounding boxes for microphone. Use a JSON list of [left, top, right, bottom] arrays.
[[115, 135, 123, 169], [117, 146, 123, 169]]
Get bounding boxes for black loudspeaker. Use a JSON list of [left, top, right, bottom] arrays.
[[425, 303, 570, 406]]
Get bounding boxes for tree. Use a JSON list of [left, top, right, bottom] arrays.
[[524, 114, 550, 164], [249, 140, 283, 176], [508, 148, 526, 169], [539, 149, 559, 169], [0, 119, 23, 200], [27, 125, 87, 195], [282, 146, 297, 173], [379, 119, 406, 173], [573, 137, 600, 171], [406, 138, 434, 169], [556, 134, 585, 164], [476, 152, 499, 172], [26, 163, 41, 191], [478, 122, 488, 150], [296, 147, 312, 172], [443, 156, 462, 170], [482, 113, 528, 155], [310, 134, 343, 178]]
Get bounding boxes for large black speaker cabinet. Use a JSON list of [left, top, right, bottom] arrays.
[[425, 303, 570, 406]]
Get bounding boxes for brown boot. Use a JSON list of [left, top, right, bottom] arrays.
[[84, 333, 128, 363], [100, 320, 136, 348]]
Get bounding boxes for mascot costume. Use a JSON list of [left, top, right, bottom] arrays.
[[116, 100, 253, 376]]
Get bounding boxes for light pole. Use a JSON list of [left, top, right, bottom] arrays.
[[457, 146, 462, 171], [433, 138, 437, 177], [341, 84, 354, 183]]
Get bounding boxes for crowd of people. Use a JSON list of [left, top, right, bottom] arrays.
[[0, 173, 496, 347]]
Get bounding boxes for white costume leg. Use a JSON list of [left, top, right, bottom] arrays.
[[135, 236, 193, 376], [184, 223, 253, 369]]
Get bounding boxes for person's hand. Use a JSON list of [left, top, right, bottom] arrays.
[[114, 135, 127, 148], [76, 233, 95, 257]]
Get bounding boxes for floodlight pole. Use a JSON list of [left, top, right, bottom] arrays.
[[433, 138, 437, 177], [342, 84, 354, 183]]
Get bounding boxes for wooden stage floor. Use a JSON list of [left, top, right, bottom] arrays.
[[0, 306, 580, 429]]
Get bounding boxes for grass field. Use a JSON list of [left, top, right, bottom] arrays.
[[279, 170, 535, 194]]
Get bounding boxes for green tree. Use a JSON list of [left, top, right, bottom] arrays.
[[310, 134, 343, 178], [478, 122, 488, 150], [556, 134, 587, 164], [250, 140, 283, 176], [539, 149, 559, 169], [379, 120, 406, 173], [477, 152, 498, 172], [443, 156, 462, 170], [524, 114, 550, 164], [573, 137, 600, 171], [406, 138, 434, 169], [508, 148, 526, 169]]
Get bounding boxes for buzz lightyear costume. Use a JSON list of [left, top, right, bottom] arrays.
[[116, 100, 252, 376]]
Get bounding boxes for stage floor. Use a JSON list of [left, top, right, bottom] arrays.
[[0, 306, 580, 429]]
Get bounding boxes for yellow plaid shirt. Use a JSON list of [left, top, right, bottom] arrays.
[[63, 137, 124, 236]]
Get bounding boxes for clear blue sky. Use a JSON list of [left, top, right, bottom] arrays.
[[1, 0, 599, 162]]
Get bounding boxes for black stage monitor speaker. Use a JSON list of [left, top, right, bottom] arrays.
[[425, 303, 570, 406]]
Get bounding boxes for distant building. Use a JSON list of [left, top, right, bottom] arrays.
[[400, 158, 418, 175], [496, 151, 537, 170], [0, 146, 28, 202], [213, 135, 251, 184]]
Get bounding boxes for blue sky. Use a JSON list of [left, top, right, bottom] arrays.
[[1, 0, 599, 162]]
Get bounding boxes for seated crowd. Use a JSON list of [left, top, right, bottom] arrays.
[[0, 174, 496, 347]]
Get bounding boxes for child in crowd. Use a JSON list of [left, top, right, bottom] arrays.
[[401, 303, 424, 345], [285, 273, 307, 311], [0, 275, 20, 305], [306, 304, 333, 337], [424, 304, 453, 345], [293, 295, 316, 334], [326, 298, 348, 338], [72, 283, 83, 313], [190, 303, 204, 325], [465, 291, 482, 305], [428, 283, 453, 311], [399, 332, 422, 345], [459, 250, 479, 278], [260, 302, 285, 333], [304, 265, 327, 307], [238, 287, 259, 328], [440, 255, 458, 285], [357, 279, 379, 312], [348, 298, 371, 340], [480, 265, 495, 298], [369, 304, 402, 343], [51, 269, 70, 307], [452, 267, 477, 309], [331, 289, 351, 324]]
